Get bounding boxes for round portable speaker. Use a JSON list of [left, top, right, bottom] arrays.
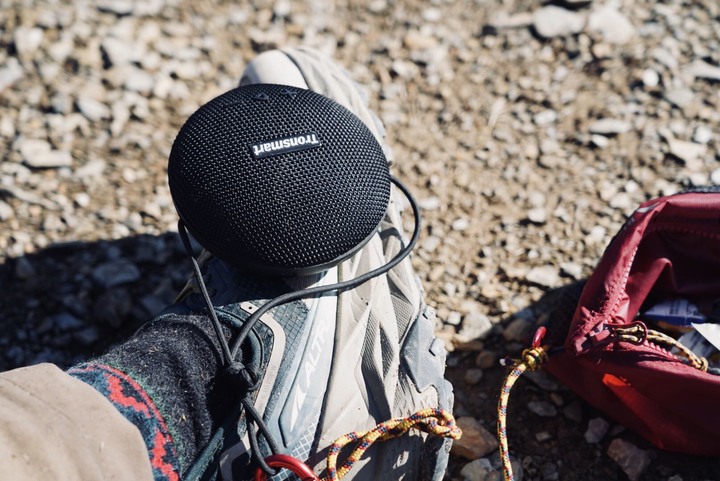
[[168, 84, 391, 276]]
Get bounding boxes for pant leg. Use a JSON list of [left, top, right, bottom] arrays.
[[0, 363, 153, 481]]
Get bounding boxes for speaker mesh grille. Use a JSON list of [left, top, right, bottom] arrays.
[[168, 84, 391, 274]]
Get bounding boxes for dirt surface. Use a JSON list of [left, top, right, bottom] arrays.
[[1, 0, 720, 480]]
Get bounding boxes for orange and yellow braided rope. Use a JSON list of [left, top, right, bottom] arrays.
[[324, 407, 462, 481], [497, 346, 548, 481]]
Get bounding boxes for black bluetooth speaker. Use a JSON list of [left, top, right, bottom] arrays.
[[168, 84, 391, 276]]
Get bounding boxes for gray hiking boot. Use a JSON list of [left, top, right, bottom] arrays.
[[177, 47, 455, 481]]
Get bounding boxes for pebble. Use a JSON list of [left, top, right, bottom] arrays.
[[588, 119, 631, 136], [0, 58, 24, 91], [711, 168, 720, 185], [685, 60, 720, 82], [527, 400, 557, 417], [527, 207, 547, 224], [584, 417, 610, 444], [666, 137, 707, 167], [91, 260, 141, 288], [457, 311, 493, 342], [14, 27, 44, 58], [502, 317, 534, 343], [19, 139, 73, 169], [77, 97, 112, 122], [451, 417, 499, 460], [475, 350, 497, 369], [459, 458, 493, 481], [525, 265, 561, 288], [590, 134, 610, 149], [665, 88, 695, 109], [587, 6, 636, 44], [692, 125, 712, 144], [464, 368, 484, 385], [0, 201, 14, 221], [533, 6, 585, 39], [607, 439, 651, 481], [53, 312, 85, 331], [642, 69, 660, 88], [14, 257, 36, 279]]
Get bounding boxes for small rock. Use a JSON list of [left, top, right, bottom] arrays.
[[525, 370, 560, 391], [464, 368, 484, 385], [14, 257, 36, 280], [527, 207, 547, 224], [418, 197, 441, 211], [533, 6, 585, 39], [590, 134, 610, 149], [53, 312, 85, 331], [14, 27, 44, 58], [0, 200, 14, 221], [666, 138, 707, 168], [665, 88, 695, 109], [451, 417, 499, 460], [460, 458, 493, 481], [77, 97, 111, 122], [560, 261, 583, 279], [17, 139, 72, 168], [124, 68, 155, 95], [502, 317, 534, 343], [534, 109, 557, 126], [446, 311, 462, 326], [527, 400, 557, 417], [642, 69, 659, 88], [584, 417, 610, 444], [0, 58, 24, 91], [457, 311, 493, 342], [74, 326, 101, 346], [488, 12, 534, 29], [535, 431, 552, 442], [92, 260, 141, 288], [685, 60, 720, 82], [588, 118, 631, 135], [607, 439, 651, 481], [692, 125, 713, 144], [97, 0, 134, 15], [475, 350, 497, 369], [587, 6, 635, 44], [526, 265, 561, 288], [711, 168, 720, 185], [452, 218, 470, 231]]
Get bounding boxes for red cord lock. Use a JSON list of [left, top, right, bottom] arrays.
[[254, 454, 320, 481], [531, 326, 547, 348]]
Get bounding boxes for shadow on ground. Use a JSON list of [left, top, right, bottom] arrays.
[[0, 232, 193, 371], [444, 281, 720, 481]]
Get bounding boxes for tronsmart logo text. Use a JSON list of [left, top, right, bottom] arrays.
[[251, 133, 322, 159]]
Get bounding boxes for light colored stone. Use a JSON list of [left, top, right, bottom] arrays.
[[77, 97, 111, 121], [14, 27, 44, 58], [584, 417, 610, 444], [607, 438, 651, 481], [451, 417, 499, 460], [587, 6, 635, 44], [533, 6, 585, 39], [526, 265, 561, 288], [0, 58, 24, 91], [589, 118, 631, 135]]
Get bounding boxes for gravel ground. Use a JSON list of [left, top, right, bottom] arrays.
[[2, 0, 720, 480]]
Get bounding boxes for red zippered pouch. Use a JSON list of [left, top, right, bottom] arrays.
[[543, 189, 720, 456]]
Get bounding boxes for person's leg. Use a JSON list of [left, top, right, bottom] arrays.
[[0, 363, 153, 481], [62, 47, 454, 481]]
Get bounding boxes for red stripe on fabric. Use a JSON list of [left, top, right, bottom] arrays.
[[106, 374, 151, 415], [150, 429, 180, 481]]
